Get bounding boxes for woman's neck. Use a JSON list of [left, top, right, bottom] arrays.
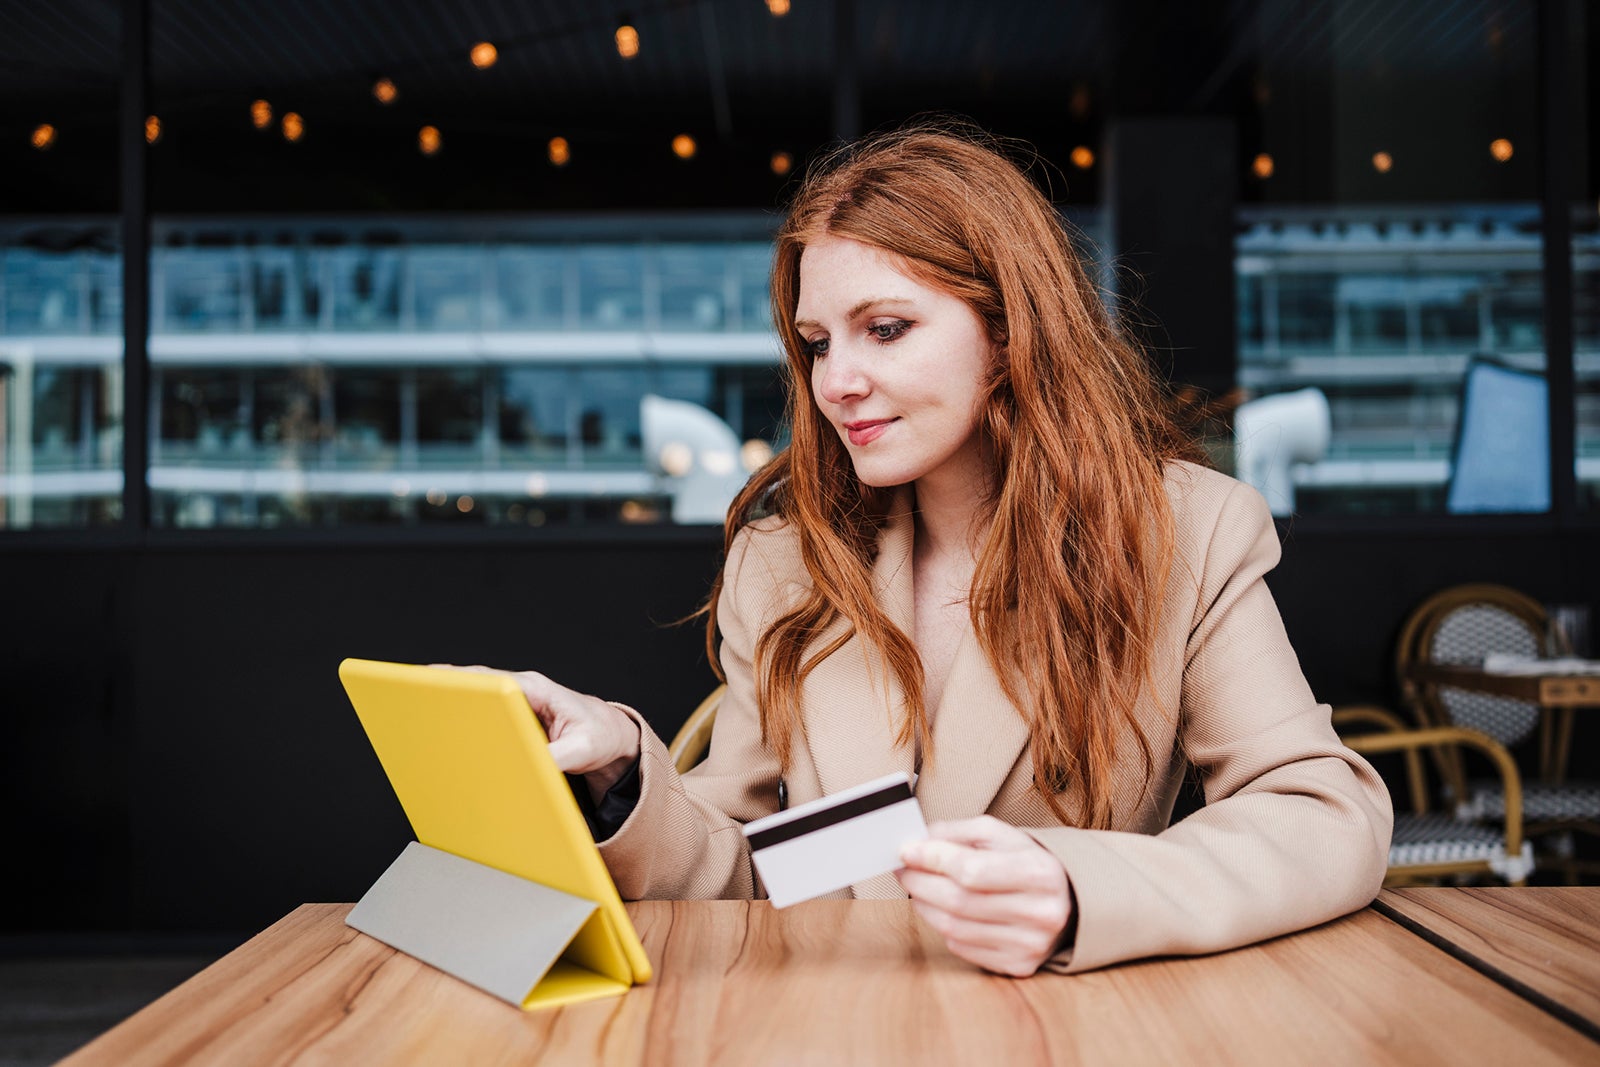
[[911, 457, 995, 565]]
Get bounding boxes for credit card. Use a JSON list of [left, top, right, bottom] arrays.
[[742, 772, 928, 908]]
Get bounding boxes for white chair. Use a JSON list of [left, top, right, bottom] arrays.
[[1232, 387, 1331, 516]]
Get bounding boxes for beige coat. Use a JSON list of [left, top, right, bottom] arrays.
[[598, 461, 1393, 972]]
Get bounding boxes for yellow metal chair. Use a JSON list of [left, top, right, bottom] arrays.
[[1395, 584, 1600, 876], [668, 684, 725, 774], [1333, 705, 1530, 886]]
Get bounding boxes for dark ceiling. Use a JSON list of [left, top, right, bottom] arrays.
[[0, 0, 1568, 214]]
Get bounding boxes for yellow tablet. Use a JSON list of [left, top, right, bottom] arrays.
[[339, 657, 651, 1006]]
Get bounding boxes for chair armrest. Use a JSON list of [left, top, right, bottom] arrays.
[[668, 684, 725, 775], [1341, 725, 1524, 857], [1332, 704, 1428, 813]]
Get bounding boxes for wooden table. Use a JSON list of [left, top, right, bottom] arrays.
[[1377, 887, 1600, 1040], [61, 894, 1600, 1066]]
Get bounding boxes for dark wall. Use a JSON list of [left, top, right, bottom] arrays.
[[3, 535, 723, 937], [3, 520, 1596, 938]]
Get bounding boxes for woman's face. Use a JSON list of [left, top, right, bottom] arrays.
[[795, 235, 997, 493]]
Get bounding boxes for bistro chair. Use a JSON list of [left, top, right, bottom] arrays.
[[1333, 705, 1531, 886], [1395, 583, 1600, 878], [668, 684, 725, 774]]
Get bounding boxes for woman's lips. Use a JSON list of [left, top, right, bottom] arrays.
[[844, 419, 895, 446]]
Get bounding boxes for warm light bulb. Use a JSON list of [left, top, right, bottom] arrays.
[[470, 41, 498, 69], [282, 112, 304, 142], [1252, 153, 1274, 179], [31, 123, 56, 150], [373, 78, 398, 104], [144, 115, 161, 144], [1489, 138, 1513, 162], [418, 126, 442, 155], [548, 136, 571, 166], [1070, 145, 1095, 170], [766, 0, 792, 14], [615, 23, 639, 58], [770, 150, 792, 175], [1372, 150, 1393, 173], [672, 133, 696, 159], [250, 99, 272, 129]]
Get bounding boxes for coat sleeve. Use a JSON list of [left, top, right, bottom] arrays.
[[1026, 481, 1394, 973], [596, 523, 787, 899]]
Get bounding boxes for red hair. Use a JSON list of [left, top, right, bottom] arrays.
[[707, 122, 1198, 829]]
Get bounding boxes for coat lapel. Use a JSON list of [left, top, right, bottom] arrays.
[[913, 625, 1031, 824], [798, 492, 917, 798]]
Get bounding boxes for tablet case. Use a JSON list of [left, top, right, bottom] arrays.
[[339, 657, 652, 1010]]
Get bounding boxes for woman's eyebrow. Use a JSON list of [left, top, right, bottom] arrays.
[[794, 296, 913, 330]]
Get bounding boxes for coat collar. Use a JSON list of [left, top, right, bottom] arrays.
[[798, 488, 1031, 827]]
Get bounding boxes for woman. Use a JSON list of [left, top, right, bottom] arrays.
[[498, 123, 1392, 977]]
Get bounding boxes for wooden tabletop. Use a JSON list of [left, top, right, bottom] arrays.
[[1407, 663, 1600, 706], [61, 897, 1600, 1066], [1377, 887, 1600, 1039]]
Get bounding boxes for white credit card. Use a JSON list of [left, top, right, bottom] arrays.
[[743, 772, 928, 908]]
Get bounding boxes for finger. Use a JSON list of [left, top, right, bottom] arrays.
[[940, 935, 1049, 978], [899, 866, 1062, 924], [546, 733, 597, 774], [909, 899, 1055, 962], [925, 816, 1035, 851], [901, 840, 1063, 893]]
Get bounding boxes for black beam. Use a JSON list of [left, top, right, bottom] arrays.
[[1538, 0, 1577, 520], [832, 0, 858, 141], [120, 0, 150, 534]]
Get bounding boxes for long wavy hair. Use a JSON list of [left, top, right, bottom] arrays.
[[706, 122, 1198, 829]]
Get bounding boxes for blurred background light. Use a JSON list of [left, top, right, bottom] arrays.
[[373, 78, 398, 104], [282, 112, 304, 141], [31, 123, 56, 150], [470, 41, 498, 69], [548, 136, 571, 166], [672, 133, 696, 159], [615, 22, 639, 59]]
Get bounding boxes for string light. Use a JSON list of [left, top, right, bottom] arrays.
[[250, 99, 272, 129], [470, 41, 498, 69], [1489, 138, 1513, 162], [31, 123, 56, 150], [1252, 153, 1274, 179], [548, 136, 571, 166], [144, 115, 162, 144], [373, 78, 398, 104], [1070, 145, 1094, 169], [615, 20, 640, 58], [1372, 150, 1393, 173], [770, 150, 792, 175], [418, 126, 442, 155], [766, 0, 791, 14], [282, 112, 304, 142], [672, 133, 696, 159]]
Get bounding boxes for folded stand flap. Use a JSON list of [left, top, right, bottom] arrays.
[[347, 841, 630, 1010]]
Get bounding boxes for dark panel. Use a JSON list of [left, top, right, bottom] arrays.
[[1106, 117, 1239, 395]]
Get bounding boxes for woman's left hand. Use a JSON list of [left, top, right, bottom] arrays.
[[895, 815, 1073, 977]]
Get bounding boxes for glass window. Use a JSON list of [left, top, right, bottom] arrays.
[[1236, 0, 1542, 516], [658, 245, 727, 331], [160, 249, 244, 332], [495, 249, 568, 330], [735, 244, 774, 331], [498, 366, 573, 461], [577, 248, 644, 330], [326, 248, 402, 331], [574, 367, 645, 463], [412, 248, 482, 332]]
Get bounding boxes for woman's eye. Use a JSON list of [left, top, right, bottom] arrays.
[[868, 319, 912, 343], [804, 337, 830, 358]]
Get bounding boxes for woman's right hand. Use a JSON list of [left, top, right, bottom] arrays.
[[430, 665, 642, 794]]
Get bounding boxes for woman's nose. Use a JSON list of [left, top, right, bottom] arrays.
[[814, 347, 870, 405]]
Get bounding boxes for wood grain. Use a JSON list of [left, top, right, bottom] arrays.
[[60, 900, 1599, 1066], [1379, 887, 1600, 1030]]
